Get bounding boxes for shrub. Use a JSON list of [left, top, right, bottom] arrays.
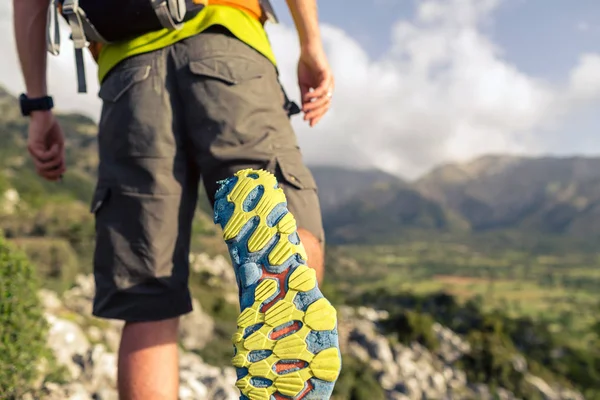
[[9, 237, 79, 293], [332, 354, 384, 400], [0, 234, 51, 398], [383, 309, 440, 351]]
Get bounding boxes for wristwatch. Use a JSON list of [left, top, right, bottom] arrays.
[[19, 93, 54, 116]]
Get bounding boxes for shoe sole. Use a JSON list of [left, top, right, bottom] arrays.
[[213, 169, 342, 400]]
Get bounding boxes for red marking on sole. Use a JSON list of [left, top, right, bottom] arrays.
[[275, 360, 308, 374], [296, 380, 315, 399], [270, 321, 302, 340], [272, 380, 314, 400], [259, 268, 290, 313]]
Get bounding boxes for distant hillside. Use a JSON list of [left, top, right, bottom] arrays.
[[309, 166, 401, 213], [415, 155, 600, 236], [322, 181, 469, 243], [0, 86, 98, 205]]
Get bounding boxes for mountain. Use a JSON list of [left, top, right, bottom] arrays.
[[0, 86, 98, 205], [316, 155, 600, 244], [309, 166, 401, 213], [415, 155, 600, 236], [322, 180, 469, 243]]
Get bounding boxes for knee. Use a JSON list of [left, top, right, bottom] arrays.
[[121, 317, 180, 349]]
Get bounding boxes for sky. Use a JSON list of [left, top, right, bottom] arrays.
[[1, 0, 600, 179]]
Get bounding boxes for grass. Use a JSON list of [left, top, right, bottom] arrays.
[[326, 237, 600, 350]]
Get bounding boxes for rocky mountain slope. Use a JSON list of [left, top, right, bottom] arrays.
[[415, 155, 600, 236], [28, 253, 584, 400], [315, 155, 600, 244]]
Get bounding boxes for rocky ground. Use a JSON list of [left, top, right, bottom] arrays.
[[338, 307, 585, 400], [34, 273, 238, 400], [30, 253, 586, 400]]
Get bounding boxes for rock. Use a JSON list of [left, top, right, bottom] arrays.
[[179, 298, 215, 351], [430, 372, 446, 392], [102, 321, 123, 353], [63, 275, 96, 315], [40, 382, 92, 400], [357, 306, 389, 322], [526, 374, 560, 399], [87, 326, 103, 343], [190, 253, 236, 286], [39, 289, 63, 312], [180, 370, 209, 399], [511, 354, 528, 373], [45, 313, 90, 379], [1, 188, 20, 214], [93, 388, 118, 400]]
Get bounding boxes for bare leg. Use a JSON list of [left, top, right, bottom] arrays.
[[298, 228, 325, 285], [117, 317, 180, 400]]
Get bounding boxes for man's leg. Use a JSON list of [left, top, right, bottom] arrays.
[[91, 46, 198, 400], [175, 27, 339, 400], [118, 318, 180, 399], [176, 26, 327, 280]]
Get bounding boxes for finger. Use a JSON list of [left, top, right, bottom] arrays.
[[35, 147, 63, 171], [30, 145, 62, 170], [38, 161, 65, 181], [304, 103, 331, 126], [303, 93, 331, 113], [303, 74, 334, 102], [310, 115, 324, 127], [28, 142, 60, 163], [304, 98, 331, 119]]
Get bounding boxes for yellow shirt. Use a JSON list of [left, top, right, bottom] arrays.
[[96, 5, 277, 83]]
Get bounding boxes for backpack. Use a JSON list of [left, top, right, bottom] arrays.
[[46, 0, 278, 93]]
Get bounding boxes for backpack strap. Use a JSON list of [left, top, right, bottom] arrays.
[[258, 0, 278, 24], [46, 0, 61, 55], [152, 0, 186, 30], [62, 0, 114, 93]]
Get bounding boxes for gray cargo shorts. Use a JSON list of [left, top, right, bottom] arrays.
[[89, 25, 324, 322]]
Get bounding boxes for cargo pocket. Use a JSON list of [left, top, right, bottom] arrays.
[[275, 152, 325, 243], [97, 63, 172, 159], [276, 152, 318, 192], [188, 56, 265, 86], [98, 65, 152, 103]]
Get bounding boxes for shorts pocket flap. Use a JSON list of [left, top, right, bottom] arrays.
[[98, 65, 151, 103], [90, 185, 111, 214], [277, 154, 318, 191], [189, 57, 264, 85]]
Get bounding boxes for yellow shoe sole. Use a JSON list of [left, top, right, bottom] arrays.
[[213, 169, 342, 400]]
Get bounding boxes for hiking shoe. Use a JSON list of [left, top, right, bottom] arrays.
[[213, 169, 342, 400]]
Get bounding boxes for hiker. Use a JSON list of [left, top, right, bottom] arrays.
[[14, 0, 341, 399]]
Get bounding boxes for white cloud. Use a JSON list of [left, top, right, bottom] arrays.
[[568, 53, 600, 102], [2, 0, 600, 178], [576, 21, 591, 32], [268, 0, 600, 177]]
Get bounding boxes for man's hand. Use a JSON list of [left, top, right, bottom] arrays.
[[27, 111, 66, 181], [297, 46, 334, 127]]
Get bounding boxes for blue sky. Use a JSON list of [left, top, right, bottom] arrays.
[[1, 0, 600, 178], [275, 0, 600, 80]]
